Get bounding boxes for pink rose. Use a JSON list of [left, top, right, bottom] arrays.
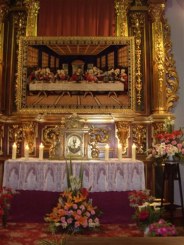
[[77, 209, 82, 215], [73, 204, 77, 210]]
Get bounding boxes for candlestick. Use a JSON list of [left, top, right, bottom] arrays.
[[24, 144, 29, 160], [105, 144, 109, 161], [12, 142, 17, 160], [132, 143, 136, 161], [118, 143, 122, 161], [39, 143, 44, 160]]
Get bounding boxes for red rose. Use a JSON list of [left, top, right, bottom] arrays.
[[138, 210, 149, 221]]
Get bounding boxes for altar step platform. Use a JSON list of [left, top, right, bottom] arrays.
[[3, 158, 145, 224]]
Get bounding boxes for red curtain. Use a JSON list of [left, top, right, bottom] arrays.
[[38, 0, 115, 36]]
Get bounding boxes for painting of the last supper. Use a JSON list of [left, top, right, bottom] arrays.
[[17, 36, 135, 113]]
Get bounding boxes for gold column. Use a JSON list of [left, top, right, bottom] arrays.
[[148, 1, 167, 113], [24, 0, 40, 37], [0, 1, 9, 112], [114, 0, 130, 37]]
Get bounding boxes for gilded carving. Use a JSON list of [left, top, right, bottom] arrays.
[[8, 124, 23, 155], [132, 124, 147, 154], [115, 0, 130, 37], [0, 1, 9, 64], [129, 13, 145, 107], [151, 122, 165, 144], [0, 124, 4, 155], [42, 125, 62, 159], [24, 0, 40, 36], [22, 122, 37, 153], [115, 121, 130, 154], [13, 11, 27, 45], [89, 126, 109, 158], [163, 18, 179, 111], [148, 3, 167, 113], [64, 113, 86, 129]]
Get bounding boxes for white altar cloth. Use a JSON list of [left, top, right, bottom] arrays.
[[3, 158, 145, 192]]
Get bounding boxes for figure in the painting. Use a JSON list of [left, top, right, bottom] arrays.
[[85, 68, 98, 82], [55, 69, 67, 81], [120, 68, 128, 91], [71, 68, 84, 82]]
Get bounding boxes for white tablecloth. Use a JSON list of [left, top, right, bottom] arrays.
[[3, 158, 145, 192]]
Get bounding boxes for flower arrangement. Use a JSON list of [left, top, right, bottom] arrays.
[[128, 189, 165, 231], [147, 129, 184, 161], [44, 160, 101, 234], [0, 187, 17, 227], [132, 205, 163, 231], [146, 219, 177, 237], [128, 189, 154, 208]]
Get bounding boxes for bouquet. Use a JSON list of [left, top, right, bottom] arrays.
[[147, 219, 177, 237], [44, 160, 101, 234], [133, 205, 163, 231], [128, 189, 154, 208], [147, 129, 184, 161]]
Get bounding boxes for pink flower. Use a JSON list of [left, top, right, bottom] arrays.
[[61, 217, 66, 222], [77, 209, 82, 215], [91, 210, 95, 215], [86, 211, 91, 217], [67, 218, 73, 224], [73, 204, 77, 210], [80, 205, 85, 211]]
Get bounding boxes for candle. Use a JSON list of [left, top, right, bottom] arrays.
[[12, 142, 17, 160], [39, 143, 44, 160], [118, 143, 122, 161], [24, 144, 29, 160], [132, 143, 136, 161], [105, 144, 109, 161]]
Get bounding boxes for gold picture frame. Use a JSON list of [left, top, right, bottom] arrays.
[[16, 36, 135, 114]]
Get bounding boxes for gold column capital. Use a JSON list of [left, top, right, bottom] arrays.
[[24, 0, 40, 36], [114, 0, 131, 37]]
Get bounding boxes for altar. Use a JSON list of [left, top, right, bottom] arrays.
[[3, 158, 145, 192]]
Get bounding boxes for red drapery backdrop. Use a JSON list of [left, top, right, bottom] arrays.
[[38, 0, 115, 36]]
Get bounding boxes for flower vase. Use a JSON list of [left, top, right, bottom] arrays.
[[144, 226, 150, 236], [167, 155, 174, 161]]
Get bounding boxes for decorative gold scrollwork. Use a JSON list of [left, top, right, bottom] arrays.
[[8, 124, 23, 155], [163, 18, 179, 111], [0, 124, 4, 155], [22, 122, 37, 153], [89, 126, 109, 158], [13, 11, 27, 45], [129, 13, 145, 107], [132, 124, 147, 154], [42, 125, 62, 159], [115, 121, 130, 154], [151, 122, 165, 143]]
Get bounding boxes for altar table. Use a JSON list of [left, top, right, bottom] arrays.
[[3, 158, 145, 192]]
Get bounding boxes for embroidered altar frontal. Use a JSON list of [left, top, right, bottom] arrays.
[[3, 158, 145, 192]]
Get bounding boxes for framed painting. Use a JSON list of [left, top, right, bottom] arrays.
[[16, 36, 135, 114]]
